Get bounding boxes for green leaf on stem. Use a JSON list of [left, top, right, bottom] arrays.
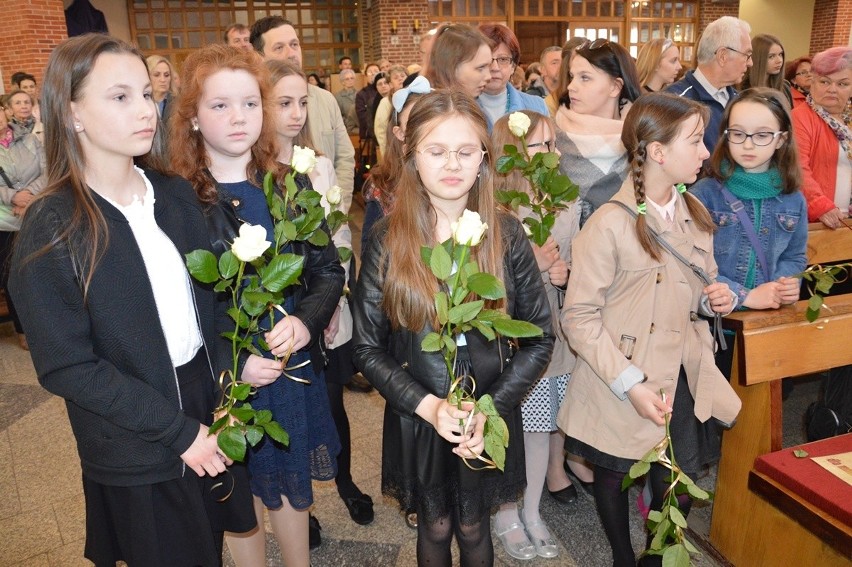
[[218, 250, 239, 280], [218, 426, 247, 462], [650, 518, 671, 550], [541, 152, 559, 169], [338, 247, 353, 263], [628, 459, 651, 480], [308, 229, 329, 247], [275, 219, 298, 243], [422, 332, 442, 352], [263, 420, 290, 446], [230, 383, 253, 401], [492, 318, 543, 338], [185, 249, 220, 283], [246, 425, 264, 447], [430, 243, 452, 280], [260, 253, 304, 292], [254, 409, 272, 424], [294, 189, 322, 210], [682, 538, 700, 555], [647, 510, 664, 523], [662, 544, 690, 567], [435, 292, 450, 325], [470, 320, 496, 341], [226, 307, 250, 329], [230, 405, 255, 423], [449, 300, 484, 324], [326, 210, 349, 233], [467, 272, 506, 300], [214, 279, 232, 293], [669, 506, 687, 528], [284, 172, 299, 201], [241, 291, 273, 316], [686, 483, 710, 500], [420, 245, 433, 266], [209, 414, 228, 435]]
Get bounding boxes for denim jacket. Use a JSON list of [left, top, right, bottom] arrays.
[[691, 177, 808, 306]]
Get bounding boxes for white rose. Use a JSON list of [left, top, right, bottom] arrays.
[[231, 223, 271, 262], [291, 145, 318, 174], [507, 112, 531, 138], [326, 185, 342, 206], [451, 209, 488, 247]]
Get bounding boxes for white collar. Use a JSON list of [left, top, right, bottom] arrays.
[[647, 185, 678, 221]]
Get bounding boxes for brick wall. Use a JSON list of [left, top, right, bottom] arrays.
[[698, 0, 741, 35], [0, 0, 67, 92], [810, 0, 852, 55], [362, 0, 430, 67]]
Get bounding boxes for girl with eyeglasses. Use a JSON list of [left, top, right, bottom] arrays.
[[490, 110, 574, 561], [352, 90, 554, 566], [560, 92, 741, 567], [740, 34, 792, 107], [692, 88, 807, 374], [636, 38, 683, 94]]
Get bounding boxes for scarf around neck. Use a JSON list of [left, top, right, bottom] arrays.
[[806, 93, 852, 163], [724, 162, 783, 200]]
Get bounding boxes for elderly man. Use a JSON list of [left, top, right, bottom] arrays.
[[250, 16, 355, 211], [666, 16, 752, 152], [335, 69, 359, 135]]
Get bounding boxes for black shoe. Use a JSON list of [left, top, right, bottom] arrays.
[[563, 460, 594, 495], [309, 514, 322, 549], [343, 493, 374, 525], [346, 373, 374, 393], [548, 483, 578, 504]]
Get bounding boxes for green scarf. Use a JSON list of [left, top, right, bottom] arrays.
[[724, 162, 783, 200]]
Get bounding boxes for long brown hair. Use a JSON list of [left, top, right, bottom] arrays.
[[709, 87, 802, 194], [741, 34, 785, 91], [382, 90, 504, 331], [170, 44, 285, 205], [621, 93, 714, 261], [265, 59, 318, 153], [32, 33, 169, 298]]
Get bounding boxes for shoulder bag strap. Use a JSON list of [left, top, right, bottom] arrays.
[[718, 185, 771, 283], [607, 200, 727, 350], [0, 166, 15, 189]]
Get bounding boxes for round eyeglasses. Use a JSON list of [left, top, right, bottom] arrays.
[[416, 145, 487, 169], [724, 129, 785, 146]]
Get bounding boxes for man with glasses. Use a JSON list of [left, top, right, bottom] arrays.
[[667, 16, 753, 153]]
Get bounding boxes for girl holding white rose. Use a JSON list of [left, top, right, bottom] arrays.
[[352, 90, 554, 566], [10, 34, 256, 566], [267, 60, 375, 536], [170, 45, 343, 567]]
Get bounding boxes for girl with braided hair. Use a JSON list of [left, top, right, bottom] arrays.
[[557, 92, 741, 566]]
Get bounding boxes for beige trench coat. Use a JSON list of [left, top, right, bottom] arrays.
[[557, 181, 741, 461]]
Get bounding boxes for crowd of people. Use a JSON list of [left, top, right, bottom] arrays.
[[1, 11, 850, 567]]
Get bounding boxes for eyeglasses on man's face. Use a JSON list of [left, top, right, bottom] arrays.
[[416, 145, 487, 168], [724, 129, 784, 146], [720, 46, 752, 62], [491, 56, 515, 68]]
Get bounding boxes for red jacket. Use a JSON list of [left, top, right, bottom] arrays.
[[792, 104, 842, 221]]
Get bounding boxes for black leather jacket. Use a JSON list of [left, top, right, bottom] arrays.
[[203, 174, 344, 375], [352, 213, 554, 418]]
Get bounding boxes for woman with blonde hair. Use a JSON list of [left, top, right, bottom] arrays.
[[636, 38, 682, 93], [145, 55, 177, 120]]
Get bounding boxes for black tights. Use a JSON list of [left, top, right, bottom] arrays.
[[416, 507, 493, 567], [325, 381, 357, 498], [594, 464, 694, 567]]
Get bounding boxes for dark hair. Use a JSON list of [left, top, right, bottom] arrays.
[[559, 40, 641, 110], [621, 93, 714, 261], [307, 72, 325, 89], [785, 56, 812, 83], [338, 56, 352, 65], [250, 16, 294, 54], [478, 23, 520, 64], [34, 34, 168, 298], [223, 22, 248, 43], [11, 72, 35, 87], [709, 87, 802, 195]]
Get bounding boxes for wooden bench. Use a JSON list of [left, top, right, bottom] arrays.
[[709, 222, 852, 565]]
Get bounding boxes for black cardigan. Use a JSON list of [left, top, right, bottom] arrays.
[[9, 170, 225, 486], [352, 212, 554, 418]]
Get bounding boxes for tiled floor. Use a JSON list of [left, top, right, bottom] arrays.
[[0, 198, 818, 566]]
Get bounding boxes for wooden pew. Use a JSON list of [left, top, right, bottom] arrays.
[[709, 222, 852, 566]]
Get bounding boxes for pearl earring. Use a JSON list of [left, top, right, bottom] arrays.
[[192, 123, 199, 132], [74, 123, 82, 131]]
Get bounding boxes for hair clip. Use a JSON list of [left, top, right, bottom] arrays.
[[637, 202, 647, 215], [676, 183, 687, 194]]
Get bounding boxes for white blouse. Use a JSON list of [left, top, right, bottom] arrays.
[[96, 167, 203, 366]]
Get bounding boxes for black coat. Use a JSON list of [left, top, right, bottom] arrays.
[[352, 212, 554, 419], [9, 170, 224, 486]]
